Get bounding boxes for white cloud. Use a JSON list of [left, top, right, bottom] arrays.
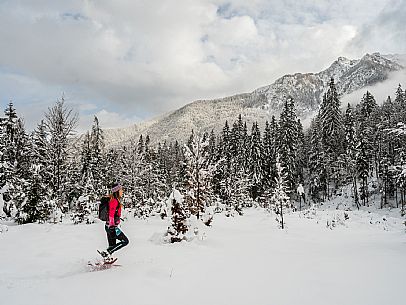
[[341, 70, 406, 107], [77, 109, 143, 133], [0, 0, 404, 131], [345, 0, 406, 56]]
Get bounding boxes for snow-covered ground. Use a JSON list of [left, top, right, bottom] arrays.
[[1, 206, 405, 305]]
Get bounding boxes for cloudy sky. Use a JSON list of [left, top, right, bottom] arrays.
[[1, 0, 405, 132]]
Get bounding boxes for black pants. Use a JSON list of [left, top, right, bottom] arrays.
[[105, 224, 129, 254]]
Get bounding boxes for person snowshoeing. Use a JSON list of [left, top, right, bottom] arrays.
[[99, 183, 129, 261]]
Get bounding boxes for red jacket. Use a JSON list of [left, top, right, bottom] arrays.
[[109, 198, 121, 226]]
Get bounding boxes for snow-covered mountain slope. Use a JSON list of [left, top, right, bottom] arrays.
[[102, 118, 158, 147], [383, 53, 406, 66], [254, 52, 402, 116], [104, 52, 404, 147]]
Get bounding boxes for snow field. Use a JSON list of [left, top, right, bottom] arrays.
[[0, 207, 405, 305]]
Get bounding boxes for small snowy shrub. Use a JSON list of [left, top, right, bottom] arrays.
[[166, 188, 188, 243], [326, 212, 348, 230], [0, 224, 8, 233], [71, 195, 95, 224]]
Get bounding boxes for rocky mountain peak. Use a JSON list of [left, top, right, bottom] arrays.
[[103, 53, 405, 147]]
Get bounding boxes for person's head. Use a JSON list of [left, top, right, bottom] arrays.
[[111, 183, 123, 200]]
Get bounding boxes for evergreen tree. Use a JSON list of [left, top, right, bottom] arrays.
[[90, 116, 106, 195], [356, 136, 369, 206], [394, 84, 405, 123], [319, 78, 345, 194], [229, 169, 250, 213], [278, 97, 298, 192], [32, 120, 52, 185], [0, 114, 7, 196], [220, 121, 231, 165], [308, 117, 324, 202], [344, 104, 360, 208], [1, 102, 18, 193], [183, 132, 214, 219], [4, 102, 18, 147], [249, 122, 264, 199], [357, 91, 378, 177], [167, 188, 188, 243], [271, 157, 291, 229], [137, 135, 145, 155], [1, 104, 33, 219], [296, 119, 307, 184], [262, 120, 277, 191], [15, 164, 51, 224], [80, 132, 93, 185], [214, 121, 232, 204], [44, 97, 78, 211], [7, 118, 32, 220]]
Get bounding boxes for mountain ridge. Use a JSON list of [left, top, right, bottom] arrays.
[[103, 52, 404, 147]]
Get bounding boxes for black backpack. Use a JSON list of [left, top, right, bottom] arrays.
[[98, 196, 110, 221]]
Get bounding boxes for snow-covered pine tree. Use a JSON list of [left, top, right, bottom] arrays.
[[396, 165, 406, 215], [249, 122, 264, 200], [296, 119, 307, 186], [394, 84, 405, 123], [156, 142, 171, 194], [71, 192, 95, 225], [4, 102, 18, 146], [388, 121, 406, 214], [23, 120, 53, 222], [16, 164, 50, 224], [183, 131, 214, 219], [70, 132, 96, 223], [319, 78, 345, 195], [90, 116, 106, 195], [169, 140, 184, 189], [80, 132, 93, 187], [207, 129, 218, 165], [357, 91, 378, 177], [167, 188, 188, 243], [271, 156, 291, 229], [278, 97, 298, 193], [230, 114, 246, 175], [262, 120, 277, 191], [375, 97, 398, 208], [0, 114, 6, 208], [356, 136, 369, 206], [1, 102, 18, 207], [9, 118, 32, 221], [229, 169, 250, 214], [308, 117, 325, 202], [144, 145, 164, 203], [32, 120, 52, 186], [137, 134, 145, 155], [44, 97, 78, 212], [213, 121, 232, 204], [344, 104, 360, 209], [77, 118, 104, 199], [123, 140, 140, 210], [105, 148, 120, 190], [1, 103, 32, 219], [220, 120, 231, 167]]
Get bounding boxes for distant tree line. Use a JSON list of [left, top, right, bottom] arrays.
[[1, 79, 406, 225]]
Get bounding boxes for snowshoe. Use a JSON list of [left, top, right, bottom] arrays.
[[88, 255, 119, 271]]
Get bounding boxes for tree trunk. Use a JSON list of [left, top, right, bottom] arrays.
[[353, 176, 360, 210], [280, 201, 284, 229], [395, 185, 398, 208], [299, 196, 301, 211]]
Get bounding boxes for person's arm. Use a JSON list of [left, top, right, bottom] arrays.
[[109, 198, 118, 227]]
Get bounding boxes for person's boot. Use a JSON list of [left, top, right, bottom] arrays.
[[98, 250, 113, 262]]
